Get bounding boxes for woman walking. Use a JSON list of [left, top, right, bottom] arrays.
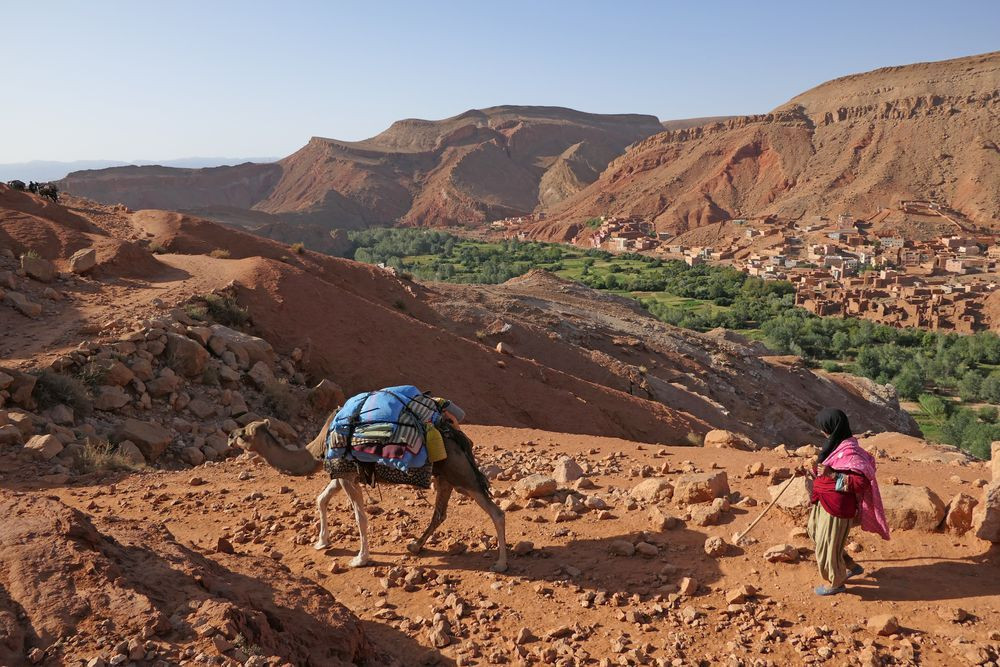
[[808, 408, 890, 596]]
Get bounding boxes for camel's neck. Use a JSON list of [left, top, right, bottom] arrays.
[[254, 431, 323, 476]]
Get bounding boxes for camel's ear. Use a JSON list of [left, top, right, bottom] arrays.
[[262, 418, 273, 430]]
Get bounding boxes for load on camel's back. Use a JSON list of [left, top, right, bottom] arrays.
[[230, 385, 508, 572]]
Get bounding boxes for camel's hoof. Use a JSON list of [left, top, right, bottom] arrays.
[[313, 540, 330, 551], [490, 561, 509, 573], [348, 555, 371, 568], [406, 541, 422, 555]]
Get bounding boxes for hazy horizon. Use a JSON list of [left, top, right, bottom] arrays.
[[3, 0, 998, 163]]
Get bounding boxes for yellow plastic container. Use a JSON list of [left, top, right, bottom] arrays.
[[425, 424, 447, 462]]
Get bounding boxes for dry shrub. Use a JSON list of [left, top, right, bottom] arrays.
[[80, 440, 144, 473], [263, 379, 300, 420], [290, 242, 305, 255], [210, 249, 231, 259], [185, 294, 249, 327], [33, 370, 93, 417], [685, 431, 705, 446]]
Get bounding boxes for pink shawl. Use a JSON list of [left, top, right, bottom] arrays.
[[822, 437, 891, 540]]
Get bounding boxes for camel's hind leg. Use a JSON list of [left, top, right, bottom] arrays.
[[314, 478, 341, 550], [408, 478, 453, 555], [469, 488, 508, 573], [340, 478, 371, 568]]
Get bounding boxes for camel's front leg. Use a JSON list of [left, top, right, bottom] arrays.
[[340, 479, 371, 567], [314, 478, 340, 550], [470, 490, 508, 573], [408, 478, 453, 555]]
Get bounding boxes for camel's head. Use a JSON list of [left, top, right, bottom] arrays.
[[228, 419, 273, 454]]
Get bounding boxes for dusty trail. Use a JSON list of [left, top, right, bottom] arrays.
[[15, 426, 997, 666]]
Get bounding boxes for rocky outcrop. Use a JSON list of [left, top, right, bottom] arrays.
[[0, 492, 370, 665], [974, 482, 1000, 543]]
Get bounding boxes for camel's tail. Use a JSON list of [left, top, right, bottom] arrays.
[[441, 422, 492, 500]]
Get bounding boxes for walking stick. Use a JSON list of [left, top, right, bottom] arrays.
[[733, 473, 798, 544]]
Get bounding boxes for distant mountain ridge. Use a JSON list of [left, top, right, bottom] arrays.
[[57, 106, 664, 231], [1, 157, 277, 183]]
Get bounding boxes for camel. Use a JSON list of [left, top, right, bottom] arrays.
[[229, 416, 508, 572]]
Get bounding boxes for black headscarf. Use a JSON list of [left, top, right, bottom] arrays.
[[816, 407, 853, 465]]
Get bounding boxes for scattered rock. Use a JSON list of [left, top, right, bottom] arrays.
[[609, 540, 636, 557], [113, 419, 172, 462], [867, 614, 899, 636], [945, 493, 979, 534], [117, 440, 146, 466], [512, 540, 534, 556], [69, 247, 98, 274], [0, 424, 23, 446], [704, 536, 729, 557], [516, 474, 557, 499], [5, 291, 42, 318], [725, 584, 757, 604], [677, 577, 698, 596], [165, 333, 210, 378], [21, 254, 55, 282], [648, 505, 678, 530], [630, 477, 674, 502], [635, 541, 659, 557], [763, 544, 799, 563], [24, 433, 64, 460], [94, 385, 130, 411], [553, 456, 584, 483]]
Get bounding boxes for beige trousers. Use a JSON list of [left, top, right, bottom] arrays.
[[807, 502, 853, 587]]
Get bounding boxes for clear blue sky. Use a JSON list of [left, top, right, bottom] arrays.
[[3, 0, 997, 162]]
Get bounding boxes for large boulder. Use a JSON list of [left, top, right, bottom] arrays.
[[5, 291, 42, 318], [165, 334, 209, 378], [674, 471, 729, 504], [769, 477, 814, 518], [880, 484, 946, 531], [516, 474, 557, 499], [94, 385, 130, 411], [146, 369, 182, 397], [247, 361, 275, 388], [207, 325, 275, 369], [973, 482, 1000, 543], [944, 493, 979, 534], [20, 254, 55, 283], [113, 419, 171, 462], [68, 248, 97, 274], [704, 430, 753, 451]]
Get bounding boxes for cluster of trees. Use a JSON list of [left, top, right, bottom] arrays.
[[917, 394, 1000, 459], [346, 228, 1000, 458]]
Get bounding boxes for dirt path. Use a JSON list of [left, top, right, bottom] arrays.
[[29, 426, 999, 666]]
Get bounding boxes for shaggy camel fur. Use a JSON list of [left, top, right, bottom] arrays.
[[230, 417, 508, 572]]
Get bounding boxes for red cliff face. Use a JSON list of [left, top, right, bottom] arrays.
[[539, 51, 1000, 239]]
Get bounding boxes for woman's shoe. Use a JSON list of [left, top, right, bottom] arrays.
[[814, 585, 846, 596], [846, 563, 865, 579]]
